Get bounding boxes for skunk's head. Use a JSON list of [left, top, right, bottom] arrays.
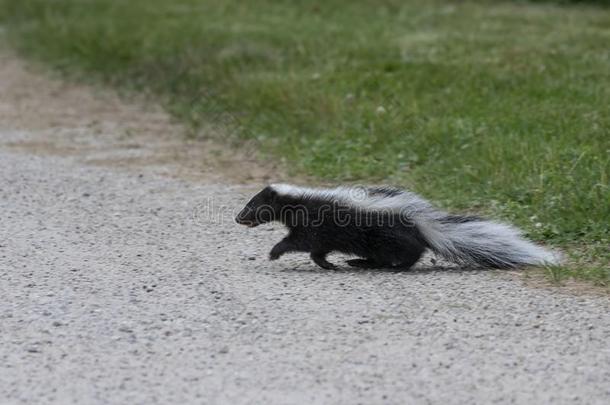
[[235, 186, 279, 227]]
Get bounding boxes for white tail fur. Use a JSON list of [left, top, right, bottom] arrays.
[[414, 217, 560, 268]]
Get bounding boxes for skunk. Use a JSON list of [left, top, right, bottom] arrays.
[[235, 184, 559, 270]]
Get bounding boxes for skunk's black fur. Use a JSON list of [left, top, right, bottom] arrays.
[[235, 184, 558, 270]]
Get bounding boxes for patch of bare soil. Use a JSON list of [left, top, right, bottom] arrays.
[[0, 51, 283, 184]]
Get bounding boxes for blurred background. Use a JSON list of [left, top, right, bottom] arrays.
[[0, 0, 608, 280]]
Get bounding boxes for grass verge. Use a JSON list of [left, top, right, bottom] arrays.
[[0, 0, 607, 287]]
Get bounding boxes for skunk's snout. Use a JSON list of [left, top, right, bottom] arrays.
[[235, 207, 258, 227]]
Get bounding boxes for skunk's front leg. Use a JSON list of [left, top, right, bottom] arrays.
[[269, 236, 300, 260], [311, 251, 336, 270]]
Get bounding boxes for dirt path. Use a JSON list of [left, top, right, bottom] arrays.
[[1, 52, 609, 405], [0, 52, 280, 184]]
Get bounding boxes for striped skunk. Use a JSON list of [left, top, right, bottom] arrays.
[[235, 184, 559, 270]]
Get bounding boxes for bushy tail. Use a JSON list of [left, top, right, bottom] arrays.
[[414, 215, 560, 268]]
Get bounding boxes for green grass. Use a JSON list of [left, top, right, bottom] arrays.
[[0, 0, 608, 286]]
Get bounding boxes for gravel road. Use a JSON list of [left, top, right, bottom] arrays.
[[1, 53, 609, 405]]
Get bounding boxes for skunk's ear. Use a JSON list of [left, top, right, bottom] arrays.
[[264, 185, 278, 203]]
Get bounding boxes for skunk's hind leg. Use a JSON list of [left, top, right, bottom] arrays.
[[393, 245, 425, 270], [346, 258, 386, 269], [345, 258, 416, 270], [346, 248, 424, 270], [311, 251, 336, 270]]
